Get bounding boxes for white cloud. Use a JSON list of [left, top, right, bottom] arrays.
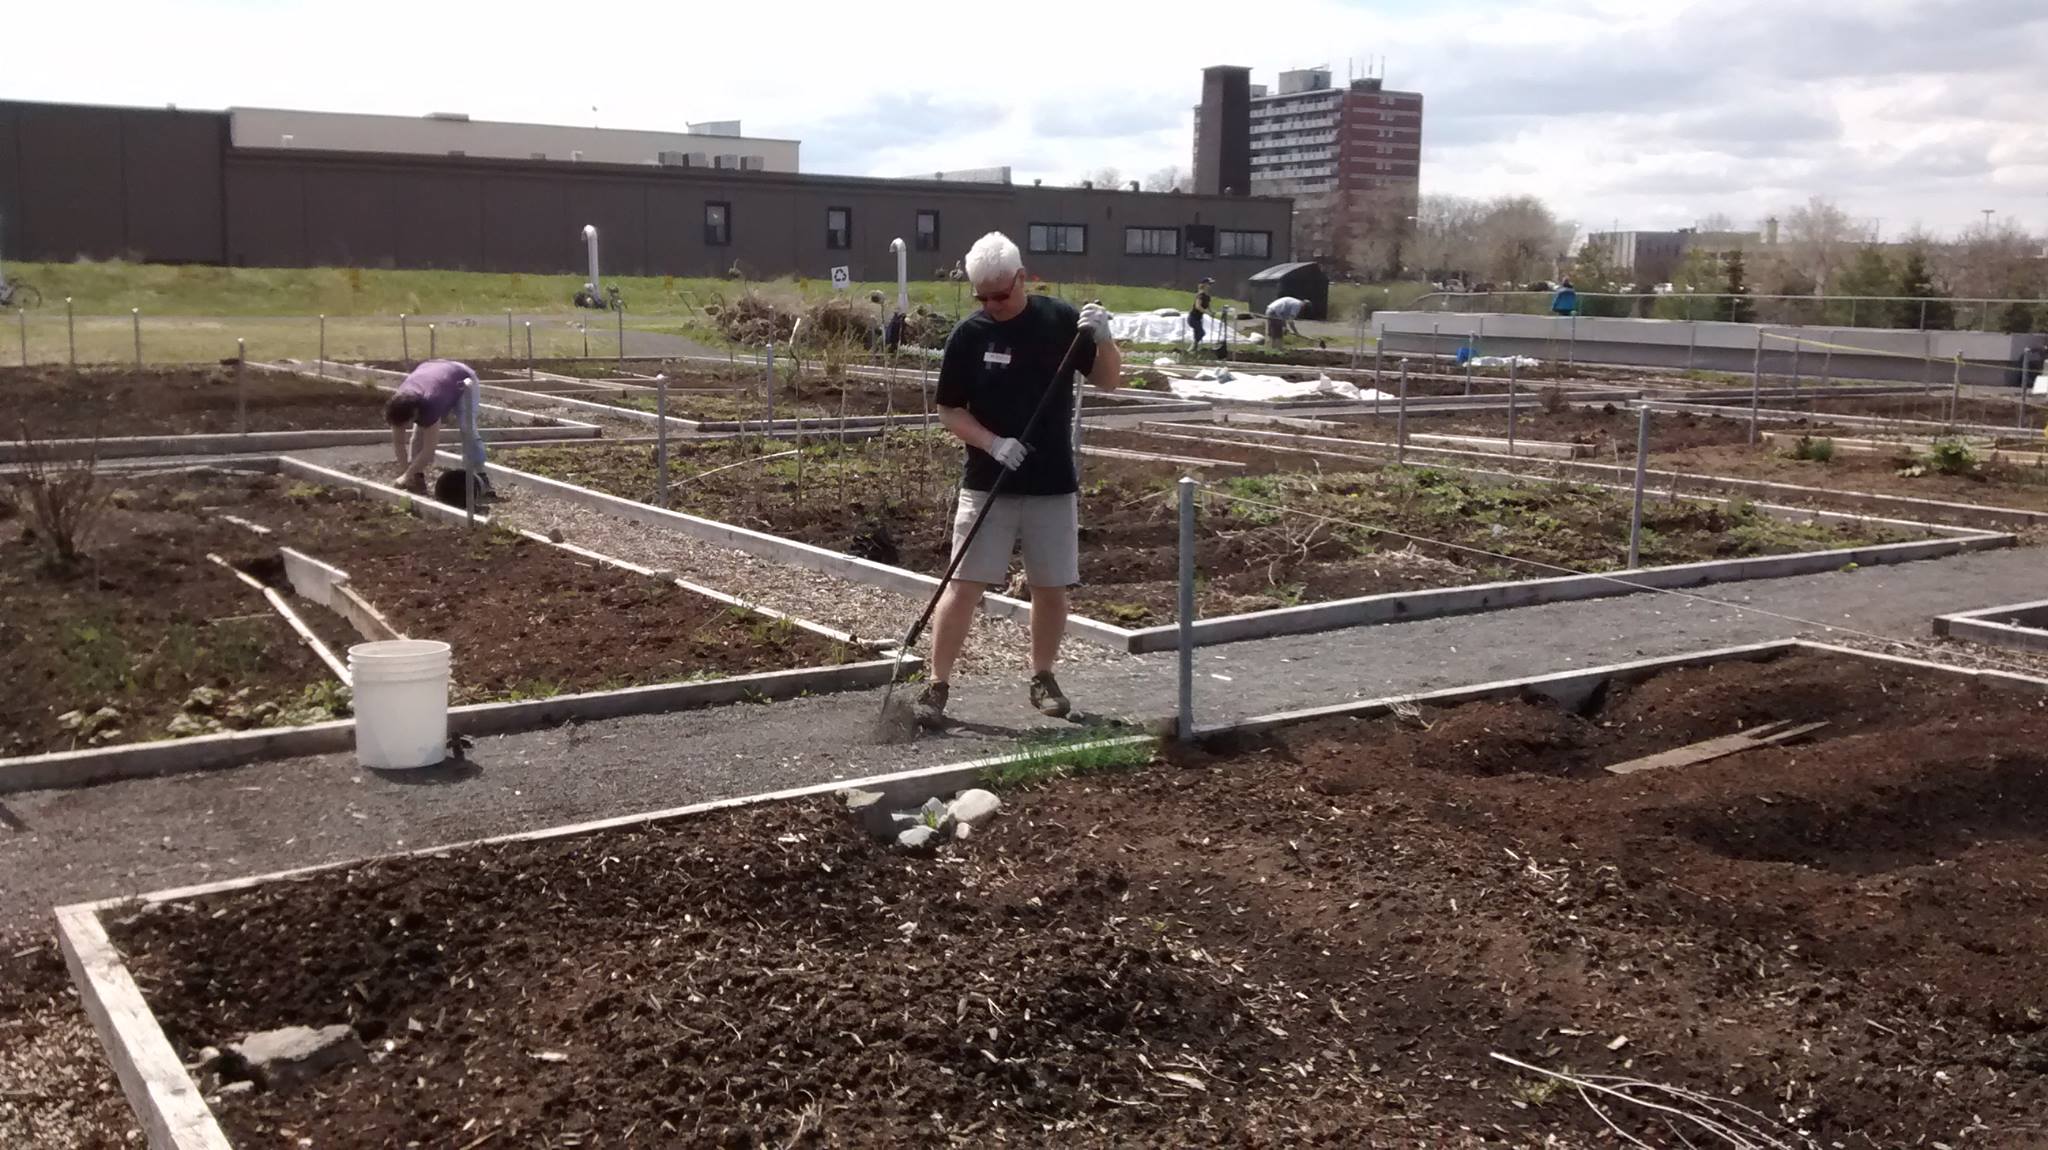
[[7, 0, 2046, 237]]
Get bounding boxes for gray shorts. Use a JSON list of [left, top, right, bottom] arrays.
[[950, 490, 1079, 588]]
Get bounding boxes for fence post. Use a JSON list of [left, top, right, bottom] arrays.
[[1686, 321, 1698, 370], [463, 377, 479, 530], [1430, 322, 1440, 367], [1176, 476, 1197, 743], [764, 340, 775, 429], [131, 308, 141, 367], [656, 375, 670, 508], [1567, 311, 1577, 371], [1918, 299, 1928, 331], [318, 314, 326, 377], [506, 309, 514, 357], [525, 322, 534, 384], [428, 322, 437, 361], [1749, 329, 1763, 447], [582, 324, 589, 358], [66, 297, 75, 367], [400, 313, 410, 366], [1948, 353, 1962, 433], [1396, 360, 1409, 465], [1849, 297, 1858, 328], [235, 339, 247, 435], [1507, 359, 1519, 455], [1922, 331, 1933, 387], [2019, 349, 2030, 431], [1628, 406, 1650, 569], [16, 308, 25, 366], [1789, 334, 1801, 396], [616, 302, 625, 362], [1820, 333, 1832, 388], [1374, 341, 1384, 388]]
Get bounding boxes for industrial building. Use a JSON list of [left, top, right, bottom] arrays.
[[228, 107, 800, 172], [0, 99, 1291, 288], [1584, 228, 1764, 285]]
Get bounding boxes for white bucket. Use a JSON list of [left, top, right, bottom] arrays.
[[347, 639, 452, 770]]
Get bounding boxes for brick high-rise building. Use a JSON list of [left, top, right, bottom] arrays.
[[1194, 66, 1424, 269]]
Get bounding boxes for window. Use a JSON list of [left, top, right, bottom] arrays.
[[1124, 227, 1179, 256], [1218, 230, 1271, 260], [704, 201, 731, 247], [915, 210, 940, 252], [826, 207, 852, 250], [1027, 223, 1087, 254]]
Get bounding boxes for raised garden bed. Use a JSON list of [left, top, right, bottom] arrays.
[[0, 479, 340, 758], [502, 434, 1922, 629], [1704, 388, 2043, 430], [195, 472, 860, 703], [86, 645, 2048, 1147], [5, 365, 408, 440]]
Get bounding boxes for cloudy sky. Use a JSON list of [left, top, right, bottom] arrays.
[[11, 0, 2046, 239]]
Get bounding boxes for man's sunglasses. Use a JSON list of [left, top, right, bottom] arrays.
[[974, 273, 1022, 304]]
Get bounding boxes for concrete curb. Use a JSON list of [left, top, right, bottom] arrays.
[[0, 423, 595, 463], [1932, 597, 2048, 654], [1642, 399, 2035, 441], [0, 658, 914, 796]]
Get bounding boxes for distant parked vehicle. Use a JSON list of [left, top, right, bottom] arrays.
[[0, 276, 41, 309]]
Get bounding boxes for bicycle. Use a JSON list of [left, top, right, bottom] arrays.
[[0, 278, 42, 309]]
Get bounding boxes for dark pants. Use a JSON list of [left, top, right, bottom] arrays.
[[1266, 315, 1286, 341], [1188, 311, 1206, 345]]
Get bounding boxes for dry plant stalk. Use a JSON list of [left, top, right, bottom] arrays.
[[9, 422, 113, 570]]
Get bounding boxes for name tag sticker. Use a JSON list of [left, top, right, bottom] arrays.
[[983, 350, 1012, 366]]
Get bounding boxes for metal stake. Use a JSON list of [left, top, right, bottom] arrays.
[[764, 341, 775, 430], [506, 309, 514, 357], [1820, 334, 1833, 387], [581, 324, 589, 358], [1567, 311, 1578, 370], [1176, 477, 1197, 742], [616, 303, 625, 362], [1396, 360, 1409, 465], [16, 309, 25, 366], [1374, 342, 1383, 388], [235, 339, 247, 434], [400, 313, 410, 365], [1686, 321, 1697, 370], [2018, 349, 2030, 430], [318, 314, 326, 377], [1948, 354, 1962, 433], [463, 378, 479, 530], [429, 322, 437, 361], [656, 375, 670, 508], [525, 323, 534, 383], [1628, 406, 1650, 569], [1922, 331, 1933, 387], [1789, 335, 1801, 395], [66, 297, 75, 367], [131, 308, 141, 367], [1507, 359, 1519, 455], [1749, 329, 1763, 446]]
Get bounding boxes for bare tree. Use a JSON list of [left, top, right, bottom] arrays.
[[1776, 196, 1870, 293], [1477, 196, 1573, 286], [1142, 165, 1193, 193], [1076, 166, 1123, 189], [1937, 218, 2044, 301], [1694, 212, 1739, 233]]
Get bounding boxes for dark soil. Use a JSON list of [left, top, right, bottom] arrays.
[[0, 935, 134, 1148], [507, 437, 1910, 628], [0, 482, 332, 757], [111, 651, 2048, 1147], [1784, 391, 2045, 431], [194, 474, 855, 702], [473, 369, 1149, 423], [3, 365, 389, 440], [1657, 440, 2048, 512], [1323, 404, 1840, 455]]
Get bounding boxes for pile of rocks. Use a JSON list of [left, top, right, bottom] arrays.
[[840, 786, 1003, 851], [190, 1023, 363, 1098]]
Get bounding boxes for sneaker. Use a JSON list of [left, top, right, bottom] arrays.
[[914, 682, 950, 729], [1028, 672, 1070, 718]]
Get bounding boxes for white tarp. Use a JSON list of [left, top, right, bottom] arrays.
[[2033, 370, 2047, 397], [1468, 355, 1543, 369], [1110, 308, 1198, 345], [1166, 367, 1394, 404]]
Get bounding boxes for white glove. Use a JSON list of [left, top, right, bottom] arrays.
[[986, 437, 1029, 470], [1078, 301, 1114, 343]]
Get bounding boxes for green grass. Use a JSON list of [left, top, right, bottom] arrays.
[[980, 732, 1158, 789]]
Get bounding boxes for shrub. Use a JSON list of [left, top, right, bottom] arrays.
[[1788, 436, 1835, 463], [1539, 387, 1566, 415], [8, 424, 112, 571], [1925, 439, 1979, 477]]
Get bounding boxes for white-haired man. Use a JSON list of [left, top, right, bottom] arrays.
[[917, 232, 1121, 727]]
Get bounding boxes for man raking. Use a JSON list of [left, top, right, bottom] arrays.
[[386, 358, 491, 501], [916, 232, 1121, 728]]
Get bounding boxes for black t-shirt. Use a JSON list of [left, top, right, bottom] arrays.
[[935, 295, 1097, 495], [1194, 289, 1211, 313]]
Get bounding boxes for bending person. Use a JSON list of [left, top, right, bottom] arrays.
[[385, 358, 488, 497]]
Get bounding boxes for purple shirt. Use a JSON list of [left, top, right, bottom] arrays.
[[393, 360, 477, 424]]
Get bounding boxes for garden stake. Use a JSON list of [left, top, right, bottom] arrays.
[[873, 330, 1091, 743]]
